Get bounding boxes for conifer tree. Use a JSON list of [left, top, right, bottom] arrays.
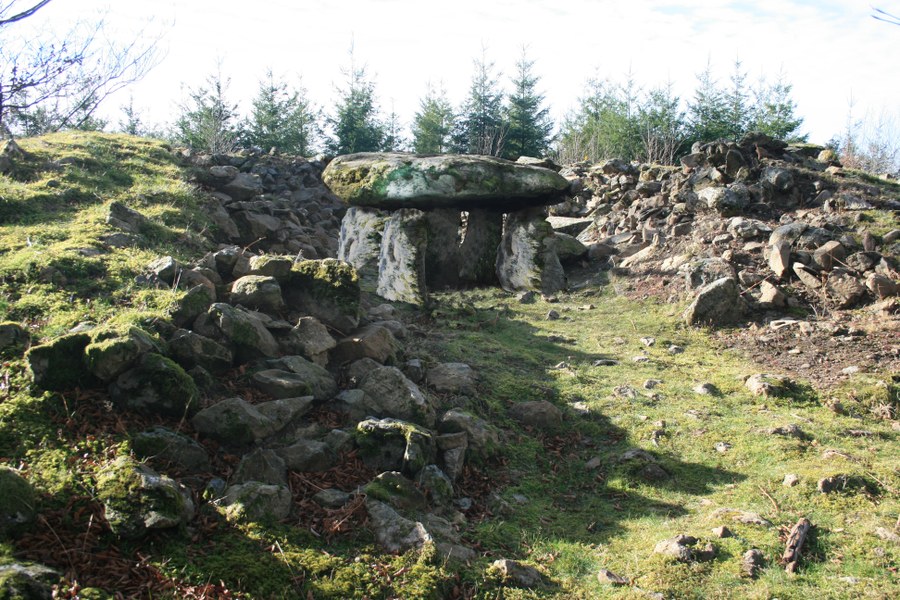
[[173, 65, 239, 153], [412, 83, 454, 154], [325, 46, 384, 155], [503, 48, 554, 159], [749, 70, 806, 142], [452, 47, 506, 156], [687, 60, 730, 143], [244, 69, 318, 155]]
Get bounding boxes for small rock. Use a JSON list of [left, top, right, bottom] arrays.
[[783, 473, 800, 487], [873, 527, 900, 544], [596, 568, 628, 586], [714, 442, 732, 453], [312, 489, 351, 509], [668, 344, 684, 354], [741, 548, 765, 578], [693, 382, 719, 395], [546, 309, 560, 320], [653, 536, 694, 562], [489, 559, 545, 588], [711, 525, 733, 538], [509, 400, 563, 430], [640, 336, 656, 347]]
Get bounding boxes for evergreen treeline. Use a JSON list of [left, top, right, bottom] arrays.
[[116, 52, 818, 166]]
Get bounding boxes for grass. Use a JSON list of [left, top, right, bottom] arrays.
[[0, 132, 897, 598]]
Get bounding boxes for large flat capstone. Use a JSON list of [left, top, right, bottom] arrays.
[[322, 153, 569, 210]]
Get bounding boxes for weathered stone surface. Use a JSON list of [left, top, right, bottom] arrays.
[[222, 482, 292, 521], [337, 206, 388, 292], [109, 353, 199, 417], [438, 409, 499, 456], [813, 241, 847, 271], [365, 471, 427, 511], [168, 329, 233, 374], [489, 559, 545, 588], [496, 206, 565, 294], [458, 209, 502, 285], [84, 327, 158, 382], [653, 535, 695, 562], [866, 273, 899, 298], [133, 427, 211, 473], [230, 275, 284, 312], [825, 270, 866, 308], [107, 201, 151, 234], [359, 367, 435, 427], [698, 185, 749, 216], [356, 418, 435, 475], [0, 322, 29, 357], [264, 355, 338, 400], [26, 333, 92, 391], [768, 240, 791, 279], [233, 449, 287, 486], [196, 303, 280, 361], [728, 217, 772, 240], [331, 324, 399, 366], [279, 316, 336, 366], [745, 373, 793, 398], [0, 562, 59, 599], [277, 439, 336, 472], [375, 208, 428, 305], [222, 172, 263, 201], [171, 284, 215, 327], [548, 232, 588, 264], [684, 277, 746, 326], [366, 498, 432, 553], [426, 363, 477, 396], [0, 467, 35, 535], [423, 208, 462, 289], [323, 153, 569, 210], [96, 456, 194, 539], [683, 257, 736, 290], [283, 259, 360, 333], [254, 396, 315, 429], [508, 400, 563, 430], [191, 397, 276, 446], [247, 255, 294, 281]]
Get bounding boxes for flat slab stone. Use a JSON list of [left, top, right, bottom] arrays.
[[323, 153, 569, 210]]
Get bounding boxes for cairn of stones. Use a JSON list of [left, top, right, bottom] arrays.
[[323, 153, 574, 304]]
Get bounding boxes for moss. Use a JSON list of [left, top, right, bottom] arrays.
[[138, 353, 200, 416], [0, 468, 35, 536], [25, 332, 92, 391], [289, 258, 361, 314]]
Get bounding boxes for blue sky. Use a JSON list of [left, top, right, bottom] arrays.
[[12, 0, 900, 145]]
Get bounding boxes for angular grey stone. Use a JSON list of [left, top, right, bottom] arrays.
[[254, 396, 315, 430], [280, 316, 336, 366], [813, 241, 847, 271], [277, 439, 336, 472], [496, 206, 565, 294], [0, 467, 35, 535], [133, 427, 211, 473], [427, 363, 477, 396], [825, 270, 866, 308], [356, 418, 435, 475], [365, 471, 427, 511], [233, 449, 287, 486], [198, 303, 280, 362], [438, 409, 498, 456], [366, 499, 432, 553], [230, 275, 284, 312], [222, 172, 263, 201], [109, 353, 199, 418], [191, 397, 276, 446], [359, 366, 435, 427], [768, 240, 791, 279], [683, 277, 746, 326], [107, 201, 151, 234], [84, 327, 158, 382], [376, 208, 428, 305], [223, 482, 292, 521], [168, 329, 233, 375], [490, 559, 545, 588], [508, 400, 563, 430], [337, 206, 388, 292], [253, 364, 336, 402]]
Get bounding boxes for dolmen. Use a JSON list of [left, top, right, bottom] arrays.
[[322, 153, 571, 305]]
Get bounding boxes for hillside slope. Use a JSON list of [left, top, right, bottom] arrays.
[[0, 133, 897, 599]]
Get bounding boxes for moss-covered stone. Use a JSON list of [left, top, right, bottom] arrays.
[[222, 482, 292, 523], [322, 153, 569, 210], [0, 322, 29, 358], [364, 471, 426, 511], [0, 562, 58, 599], [0, 468, 35, 536], [25, 333, 93, 391], [284, 259, 360, 332], [355, 418, 435, 476], [109, 353, 199, 417], [83, 327, 158, 382], [95, 456, 194, 539]]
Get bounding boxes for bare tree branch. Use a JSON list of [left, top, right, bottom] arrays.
[[872, 6, 900, 25], [0, 0, 52, 27]]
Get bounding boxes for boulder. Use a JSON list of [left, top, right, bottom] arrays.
[[355, 418, 435, 475], [168, 329, 233, 374], [247, 254, 295, 281], [222, 482, 292, 522], [438, 409, 499, 457], [84, 327, 158, 382], [263, 355, 337, 400], [331, 324, 399, 366], [0, 467, 36, 535], [323, 153, 569, 210], [365, 499, 432, 553], [683, 277, 746, 326], [222, 172, 263, 201], [496, 206, 566, 294], [279, 316, 336, 366], [866, 273, 899, 299], [813, 241, 847, 271], [26, 333, 93, 391], [196, 303, 280, 362], [0, 322, 29, 357], [230, 275, 284, 312], [359, 366, 435, 427], [109, 353, 199, 417], [375, 209, 429, 305], [276, 439, 337, 472], [95, 456, 194, 539], [283, 259, 360, 333], [825, 270, 867, 308], [364, 471, 427, 511], [698, 185, 749, 216], [426, 363, 477, 396], [0, 562, 59, 599], [508, 400, 563, 430], [132, 427, 211, 473], [232, 449, 288, 486], [191, 397, 277, 446], [106, 201, 151, 234], [337, 207, 388, 292], [489, 559, 545, 588], [768, 240, 791, 279], [745, 373, 794, 398]]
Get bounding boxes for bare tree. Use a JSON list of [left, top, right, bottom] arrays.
[[0, 0, 163, 135]]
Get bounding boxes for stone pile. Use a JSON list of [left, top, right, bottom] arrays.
[[323, 152, 576, 305], [20, 245, 488, 559], [554, 133, 899, 325]]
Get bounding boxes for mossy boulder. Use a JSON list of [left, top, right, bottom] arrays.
[[171, 284, 215, 327], [355, 417, 435, 476], [0, 468, 36, 536], [283, 259, 360, 332], [109, 353, 199, 417], [364, 471, 426, 511], [247, 255, 294, 281], [258, 355, 337, 401], [95, 456, 194, 539], [230, 275, 284, 313], [437, 409, 499, 458], [132, 427, 211, 473], [322, 153, 569, 210], [167, 329, 233, 375], [83, 327, 158, 382], [222, 482, 292, 522], [0, 562, 58, 600], [25, 333, 93, 391], [191, 397, 278, 447], [0, 322, 29, 358], [359, 366, 435, 427], [496, 207, 566, 294], [195, 303, 280, 362]]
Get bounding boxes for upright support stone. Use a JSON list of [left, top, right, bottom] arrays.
[[377, 209, 428, 305], [459, 209, 502, 286], [496, 207, 566, 294], [338, 207, 387, 292], [423, 209, 462, 290]]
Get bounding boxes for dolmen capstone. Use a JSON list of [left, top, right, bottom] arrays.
[[322, 153, 571, 305]]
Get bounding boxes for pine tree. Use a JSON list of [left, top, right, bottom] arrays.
[[244, 69, 318, 155], [723, 58, 750, 139], [412, 83, 454, 154], [173, 66, 240, 153], [382, 101, 406, 151], [637, 81, 688, 165], [325, 47, 384, 155], [503, 48, 554, 160], [688, 60, 730, 144], [749, 70, 806, 142], [118, 94, 144, 136], [452, 48, 506, 156]]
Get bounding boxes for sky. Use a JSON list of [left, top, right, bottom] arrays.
[[11, 0, 900, 145]]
